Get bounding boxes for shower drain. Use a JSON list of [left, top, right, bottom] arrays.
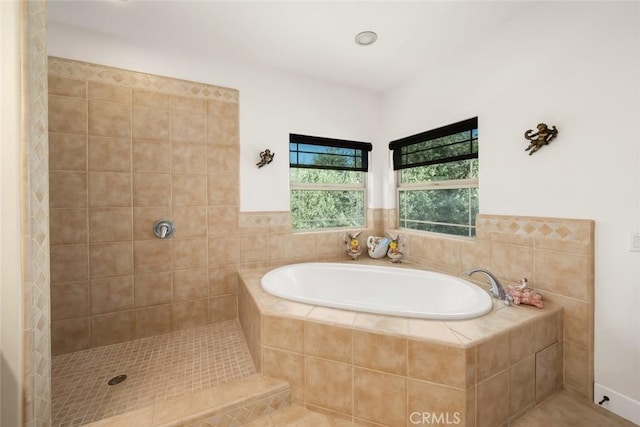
[[107, 374, 127, 386]]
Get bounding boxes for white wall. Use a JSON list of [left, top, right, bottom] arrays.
[[382, 0, 640, 417], [0, 1, 24, 425], [47, 22, 384, 213]]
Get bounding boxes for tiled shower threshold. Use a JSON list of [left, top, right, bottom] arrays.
[[51, 319, 256, 426]]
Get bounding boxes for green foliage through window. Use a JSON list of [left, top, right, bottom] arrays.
[[290, 134, 370, 231], [393, 118, 479, 238]]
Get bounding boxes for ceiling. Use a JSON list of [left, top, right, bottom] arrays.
[[48, 1, 538, 93]]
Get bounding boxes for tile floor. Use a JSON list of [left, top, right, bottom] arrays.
[[513, 390, 637, 427], [51, 320, 256, 426], [248, 392, 637, 427]]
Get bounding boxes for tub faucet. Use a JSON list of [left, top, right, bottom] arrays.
[[462, 268, 511, 304]]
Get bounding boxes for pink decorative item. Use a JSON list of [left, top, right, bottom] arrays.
[[507, 278, 543, 308]]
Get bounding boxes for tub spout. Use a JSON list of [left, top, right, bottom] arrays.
[[462, 268, 511, 304]]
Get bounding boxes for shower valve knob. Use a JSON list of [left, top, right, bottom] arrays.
[[153, 220, 175, 239]]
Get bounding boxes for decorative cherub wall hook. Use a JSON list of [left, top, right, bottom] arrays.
[[524, 123, 558, 155], [256, 149, 275, 168]]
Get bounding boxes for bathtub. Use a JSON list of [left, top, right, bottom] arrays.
[[261, 262, 493, 320]]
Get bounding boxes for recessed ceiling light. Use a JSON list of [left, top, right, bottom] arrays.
[[355, 31, 378, 46]]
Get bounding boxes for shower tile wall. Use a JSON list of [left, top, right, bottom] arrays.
[[48, 57, 240, 355]]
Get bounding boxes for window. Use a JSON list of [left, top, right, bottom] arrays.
[[290, 134, 372, 231], [390, 117, 478, 237]]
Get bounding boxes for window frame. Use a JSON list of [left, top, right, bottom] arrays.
[[289, 133, 372, 232], [391, 118, 479, 238]]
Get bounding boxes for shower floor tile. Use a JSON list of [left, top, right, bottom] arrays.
[[51, 319, 256, 426]]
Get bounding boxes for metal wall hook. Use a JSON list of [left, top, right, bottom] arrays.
[[153, 220, 175, 239]]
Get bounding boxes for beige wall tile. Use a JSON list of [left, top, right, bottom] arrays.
[[89, 242, 133, 279], [172, 143, 207, 174], [353, 368, 406, 426], [534, 249, 590, 301], [208, 206, 238, 235], [208, 266, 238, 296], [293, 234, 316, 256], [172, 299, 208, 330], [172, 111, 206, 144], [315, 232, 341, 259], [207, 175, 239, 206], [91, 310, 134, 347], [306, 356, 352, 415], [49, 133, 87, 171], [49, 95, 87, 134], [536, 342, 563, 402], [432, 237, 461, 267], [50, 209, 88, 245], [208, 116, 239, 146], [491, 243, 533, 284], [510, 355, 535, 417], [51, 317, 91, 355], [353, 330, 406, 375], [50, 282, 90, 321], [241, 234, 268, 263], [132, 106, 170, 140], [477, 331, 510, 381], [209, 295, 238, 323], [88, 81, 131, 104], [133, 207, 171, 240], [49, 171, 87, 208], [563, 341, 588, 396], [89, 172, 131, 207], [133, 240, 172, 274], [88, 136, 131, 172], [173, 268, 208, 301], [490, 233, 534, 247], [89, 100, 131, 138], [173, 174, 207, 205], [90, 276, 134, 314], [408, 379, 469, 426], [407, 235, 430, 261], [408, 340, 473, 388], [262, 347, 305, 401], [208, 236, 240, 266], [533, 237, 591, 256], [263, 315, 304, 353], [510, 321, 536, 365], [460, 240, 491, 271], [477, 371, 510, 427], [132, 140, 171, 173], [50, 244, 89, 283], [134, 305, 173, 338], [133, 173, 171, 207], [305, 322, 352, 363], [89, 208, 132, 242], [172, 238, 207, 269], [208, 99, 238, 119], [559, 297, 589, 347], [133, 90, 170, 109], [173, 206, 207, 238], [267, 234, 295, 261], [172, 95, 206, 113], [48, 76, 86, 98], [207, 146, 239, 175], [134, 271, 173, 307], [534, 312, 559, 352]]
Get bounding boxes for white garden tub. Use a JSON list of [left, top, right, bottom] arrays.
[[261, 262, 493, 320]]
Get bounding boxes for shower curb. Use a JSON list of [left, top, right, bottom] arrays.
[[82, 374, 290, 427]]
